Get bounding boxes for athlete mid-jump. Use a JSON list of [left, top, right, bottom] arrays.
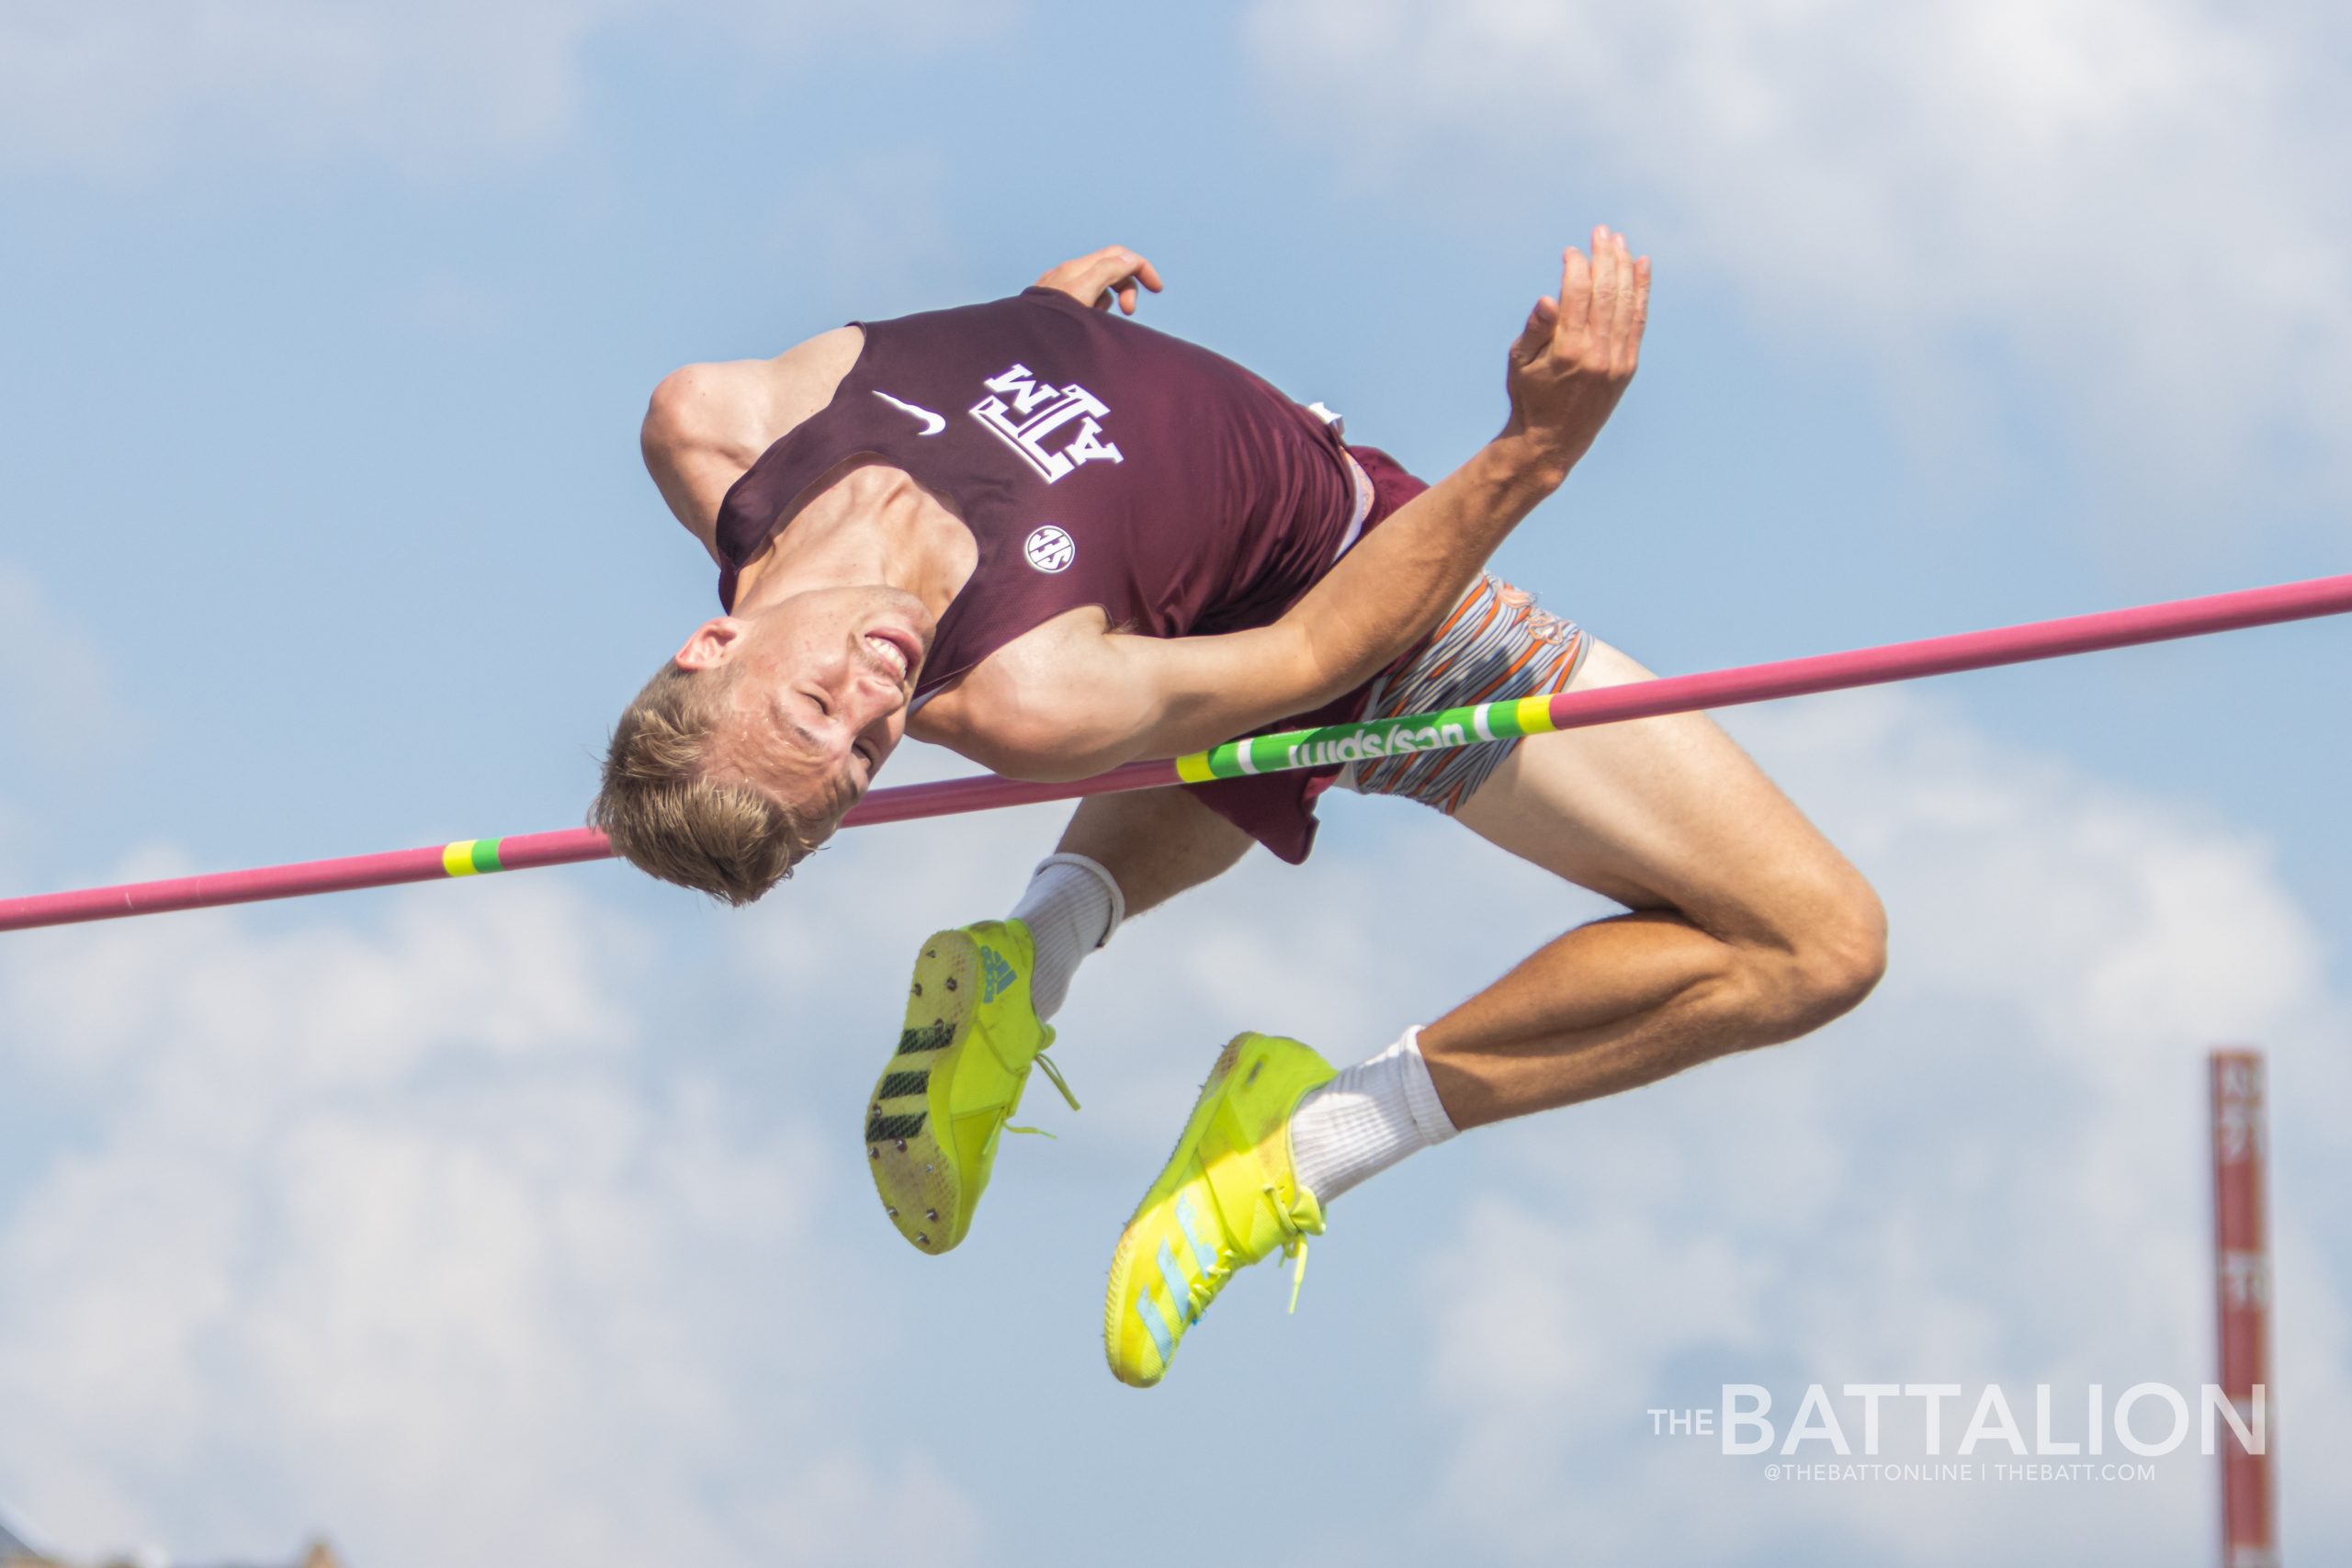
[[598, 234, 1886, 1386]]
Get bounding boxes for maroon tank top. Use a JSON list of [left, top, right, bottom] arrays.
[[713, 288, 1428, 863]]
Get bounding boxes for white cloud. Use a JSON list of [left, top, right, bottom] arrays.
[[0, 0, 1018, 179], [1408, 689, 2352, 1562], [1246, 0, 2352, 535], [0, 878, 979, 1568]]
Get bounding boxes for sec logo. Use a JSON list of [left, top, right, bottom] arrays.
[[1023, 525, 1076, 573]]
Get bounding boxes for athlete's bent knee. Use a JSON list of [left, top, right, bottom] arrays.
[[1783, 876, 1888, 1032], [1728, 874, 1886, 1045]]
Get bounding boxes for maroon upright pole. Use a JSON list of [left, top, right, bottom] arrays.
[[2211, 1048, 2278, 1568]]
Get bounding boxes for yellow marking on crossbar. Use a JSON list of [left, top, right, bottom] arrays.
[[443, 840, 482, 877], [1514, 694, 1558, 736], [1175, 752, 1217, 784]]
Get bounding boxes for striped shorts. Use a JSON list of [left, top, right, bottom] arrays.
[[1338, 573, 1591, 813]]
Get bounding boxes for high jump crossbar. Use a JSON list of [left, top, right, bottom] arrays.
[[4, 571, 2348, 934]]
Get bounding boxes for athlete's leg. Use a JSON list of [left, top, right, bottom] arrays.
[[1052, 785, 1257, 918], [868, 787, 1256, 1255], [1099, 629, 1883, 1384], [1008, 786, 1256, 1021], [1419, 638, 1887, 1127]]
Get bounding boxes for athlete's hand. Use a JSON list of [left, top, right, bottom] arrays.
[[1035, 246, 1165, 315], [1501, 225, 1651, 482]]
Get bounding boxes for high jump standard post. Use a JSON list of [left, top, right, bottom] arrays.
[[2211, 1047, 2278, 1568]]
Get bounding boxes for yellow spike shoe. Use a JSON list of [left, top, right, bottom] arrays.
[[1104, 1032, 1337, 1388], [866, 919, 1076, 1255]]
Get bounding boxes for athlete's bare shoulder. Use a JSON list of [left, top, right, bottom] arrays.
[[638, 246, 1159, 557], [640, 325, 865, 556]]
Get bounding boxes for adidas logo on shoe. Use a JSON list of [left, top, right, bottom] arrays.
[[980, 947, 1018, 1003]]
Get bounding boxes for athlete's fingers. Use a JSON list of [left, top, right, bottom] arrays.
[[1624, 254, 1652, 374], [1039, 246, 1122, 289], [1584, 227, 1611, 342], [1607, 231, 1638, 367], [1588, 225, 1621, 347], [1086, 249, 1163, 313], [1090, 250, 1137, 310], [1555, 246, 1591, 355], [1513, 299, 1554, 366], [1062, 247, 1129, 307], [1110, 252, 1165, 312], [1514, 295, 1560, 364], [1603, 230, 1627, 347]]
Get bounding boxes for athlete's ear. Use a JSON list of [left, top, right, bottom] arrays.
[[674, 616, 748, 671]]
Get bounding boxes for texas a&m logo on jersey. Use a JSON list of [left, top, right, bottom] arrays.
[[970, 363, 1123, 484]]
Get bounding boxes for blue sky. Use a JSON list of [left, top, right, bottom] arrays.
[[2, 2, 2346, 1563]]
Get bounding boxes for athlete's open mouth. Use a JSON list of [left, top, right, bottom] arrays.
[[865, 626, 922, 685]]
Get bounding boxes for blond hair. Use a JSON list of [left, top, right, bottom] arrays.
[[591, 660, 831, 904]]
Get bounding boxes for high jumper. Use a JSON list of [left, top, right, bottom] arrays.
[[598, 230, 1900, 1390]]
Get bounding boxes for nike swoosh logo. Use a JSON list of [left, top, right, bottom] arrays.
[[872, 390, 946, 436]]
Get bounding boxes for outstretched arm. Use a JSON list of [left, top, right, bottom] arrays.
[[975, 228, 1652, 782]]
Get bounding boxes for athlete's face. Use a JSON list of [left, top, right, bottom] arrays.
[[673, 585, 934, 827]]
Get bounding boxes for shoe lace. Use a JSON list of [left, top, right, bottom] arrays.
[[1264, 1183, 1310, 1315], [1034, 1051, 1080, 1111], [1004, 1050, 1081, 1138]]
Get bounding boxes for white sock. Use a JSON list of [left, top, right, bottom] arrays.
[[1287, 1027, 1459, 1206], [1008, 853, 1123, 1021]]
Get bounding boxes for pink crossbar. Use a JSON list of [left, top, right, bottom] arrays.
[[5, 572, 2346, 933]]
